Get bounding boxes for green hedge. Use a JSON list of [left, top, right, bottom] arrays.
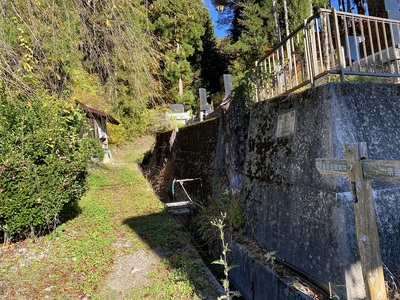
[[0, 97, 96, 241]]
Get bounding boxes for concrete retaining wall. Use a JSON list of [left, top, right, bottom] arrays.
[[244, 83, 400, 299], [229, 242, 313, 300], [152, 117, 221, 203], [149, 83, 400, 300]]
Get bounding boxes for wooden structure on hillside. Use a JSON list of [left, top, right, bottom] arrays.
[[76, 101, 120, 155]]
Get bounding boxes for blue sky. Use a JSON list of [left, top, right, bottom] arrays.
[[203, 0, 229, 38], [203, 0, 381, 38]]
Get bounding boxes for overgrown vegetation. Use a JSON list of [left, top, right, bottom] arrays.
[[1, 0, 371, 252], [0, 0, 164, 136], [191, 188, 245, 267], [0, 98, 97, 241], [0, 0, 226, 239], [0, 138, 221, 299]]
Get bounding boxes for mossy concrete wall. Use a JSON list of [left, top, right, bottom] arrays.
[[229, 242, 315, 300], [150, 82, 400, 300], [152, 117, 222, 203], [151, 97, 248, 203], [244, 83, 400, 299]]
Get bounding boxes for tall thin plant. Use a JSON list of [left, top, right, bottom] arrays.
[[211, 212, 241, 300]]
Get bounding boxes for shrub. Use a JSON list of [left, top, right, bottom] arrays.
[[0, 97, 93, 241], [86, 137, 105, 161], [107, 123, 128, 146]]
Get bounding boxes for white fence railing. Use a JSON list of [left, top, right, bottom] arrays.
[[254, 8, 400, 102]]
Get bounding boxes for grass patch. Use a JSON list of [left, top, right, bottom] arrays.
[[0, 136, 220, 299]]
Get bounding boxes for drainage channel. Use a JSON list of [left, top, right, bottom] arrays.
[[184, 217, 336, 300], [162, 177, 335, 299]]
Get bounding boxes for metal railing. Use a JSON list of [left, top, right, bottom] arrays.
[[254, 8, 400, 102]]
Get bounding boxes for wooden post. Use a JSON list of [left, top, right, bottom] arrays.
[[316, 142, 400, 299], [345, 143, 387, 300]]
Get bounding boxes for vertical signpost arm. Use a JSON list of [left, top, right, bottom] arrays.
[[345, 143, 387, 300]]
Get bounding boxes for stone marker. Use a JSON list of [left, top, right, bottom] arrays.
[[169, 104, 184, 113], [199, 88, 208, 111]]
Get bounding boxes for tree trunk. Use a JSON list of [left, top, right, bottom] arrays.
[[272, 0, 281, 43], [283, 0, 289, 37], [178, 77, 183, 96], [176, 41, 183, 97]]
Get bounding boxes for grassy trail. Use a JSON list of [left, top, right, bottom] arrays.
[[0, 137, 220, 300]]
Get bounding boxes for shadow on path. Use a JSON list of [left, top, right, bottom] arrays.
[[122, 211, 224, 299]]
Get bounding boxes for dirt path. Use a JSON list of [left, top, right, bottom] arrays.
[[0, 136, 223, 299]]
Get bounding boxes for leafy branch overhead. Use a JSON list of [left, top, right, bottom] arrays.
[[0, 0, 161, 130]]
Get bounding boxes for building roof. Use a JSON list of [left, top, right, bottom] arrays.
[[75, 101, 120, 125]]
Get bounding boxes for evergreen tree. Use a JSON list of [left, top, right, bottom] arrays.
[[192, 18, 228, 99], [149, 0, 208, 109], [210, 0, 322, 79], [222, 0, 276, 78], [211, 0, 245, 42]]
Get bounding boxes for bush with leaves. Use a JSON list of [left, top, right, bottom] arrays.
[[0, 97, 94, 241]]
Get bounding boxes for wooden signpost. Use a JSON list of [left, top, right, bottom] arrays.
[[316, 142, 400, 300]]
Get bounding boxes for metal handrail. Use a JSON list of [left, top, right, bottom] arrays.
[[254, 8, 400, 102]]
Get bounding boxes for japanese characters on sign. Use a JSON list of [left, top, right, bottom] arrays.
[[276, 110, 296, 138], [386, 167, 400, 177], [316, 161, 347, 172], [315, 158, 347, 176], [316, 158, 400, 182]]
